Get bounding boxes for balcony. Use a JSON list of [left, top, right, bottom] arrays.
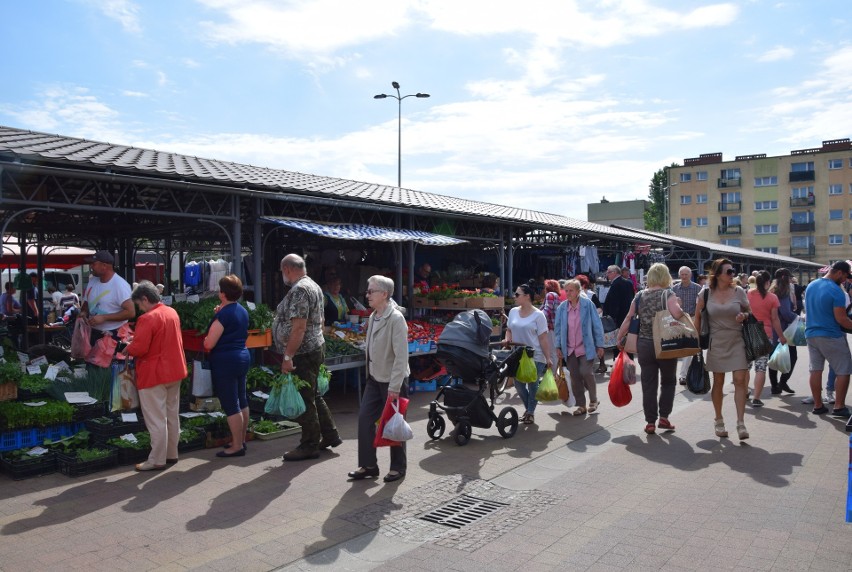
[[790, 221, 815, 232], [790, 245, 816, 257], [789, 170, 816, 182], [790, 196, 815, 207], [717, 178, 742, 188], [718, 201, 742, 212], [718, 224, 742, 235]]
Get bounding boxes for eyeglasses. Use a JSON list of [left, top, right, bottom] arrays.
[[514, 291, 525, 297], [724, 268, 737, 276], [365, 289, 381, 295]]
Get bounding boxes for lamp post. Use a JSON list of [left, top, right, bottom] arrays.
[[373, 81, 430, 188]]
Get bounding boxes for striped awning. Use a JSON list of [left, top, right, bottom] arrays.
[[261, 217, 467, 246]]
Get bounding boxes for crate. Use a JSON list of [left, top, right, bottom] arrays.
[[413, 297, 429, 308], [0, 382, 18, 402], [17, 388, 50, 401], [181, 329, 205, 353], [56, 449, 118, 477], [111, 445, 151, 466], [85, 416, 147, 442], [252, 420, 301, 440], [437, 375, 462, 388], [246, 329, 272, 349], [0, 451, 57, 480], [0, 422, 85, 452], [408, 379, 438, 393], [71, 402, 107, 422], [178, 427, 206, 453]]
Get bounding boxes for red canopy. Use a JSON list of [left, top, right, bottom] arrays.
[[0, 244, 94, 270]]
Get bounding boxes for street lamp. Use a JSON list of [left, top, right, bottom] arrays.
[[373, 81, 430, 188]]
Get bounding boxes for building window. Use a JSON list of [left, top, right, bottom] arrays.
[[722, 239, 741, 247], [696, 194, 708, 204], [829, 234, 843, 245], [828, 159, 843, 170], [791, 161, 815, 172], [829, 184, 843, 195], [680, 218, 692, 227], [830, 209, 843, 220], [756, 247, 779, 254], [754, 201, 778, 210], [680, 195, 692, 205], [792, 236, 813, 248], [696, 217, 708, 227], [848, 234, 852, 245], [680, 173, 692, 183], [721, 168, 741, 180], [754, 176, 778, 187], [697, 171, 708, 181], [755, 225, 779, 234], [792, 211, 814, 223], [849, 209, 852, 220], [791, 186, 814, 198]]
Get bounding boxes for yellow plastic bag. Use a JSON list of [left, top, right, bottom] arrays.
[[536, 368, 559, 402], [515, 349, 537, 383]]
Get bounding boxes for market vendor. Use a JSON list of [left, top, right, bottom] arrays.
[[323, 276, 349, 326], [481, 274, 500, 295]]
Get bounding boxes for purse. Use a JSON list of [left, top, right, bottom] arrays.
[[118, 359, 139, 410], [623, 293, 642, 354], [699, 289, 710, 350], [742, 314, 774, 362], [686, 353, 710, 394], [653, 290, 700, 359], [554, 365, 570, 402]]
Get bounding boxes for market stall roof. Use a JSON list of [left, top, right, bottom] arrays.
[[260, 217, 467, 246], [0, 126, 668, 246], [610, 225, 824, 269]]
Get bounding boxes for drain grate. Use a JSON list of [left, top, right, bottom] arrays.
[[419, 495, 508, 529]]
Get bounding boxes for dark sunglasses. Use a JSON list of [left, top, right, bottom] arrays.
[[724, 268, 737, 276]]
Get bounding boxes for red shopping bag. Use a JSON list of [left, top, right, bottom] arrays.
[[608, 352, 632, 407], [374, 396, 409, 448]]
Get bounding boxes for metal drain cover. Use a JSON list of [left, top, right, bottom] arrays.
[[420, 495, 508, 529]]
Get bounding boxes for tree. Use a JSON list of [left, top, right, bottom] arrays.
[[644, 163, 680, 232]]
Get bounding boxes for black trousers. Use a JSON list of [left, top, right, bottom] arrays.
[[293, 347, 339, 451], [357, 376, 408, 472]]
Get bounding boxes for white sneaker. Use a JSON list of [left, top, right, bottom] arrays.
[[801, 396, 815, 404], [825, 391, 836, 404]]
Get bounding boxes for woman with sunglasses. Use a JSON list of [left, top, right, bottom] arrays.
[[505, 280, 554, 424], [694, 258, 752, 440]]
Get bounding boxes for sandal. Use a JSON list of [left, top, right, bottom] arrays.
[[523, 414, 535, 425], [520, 413, 530, 424], [644, 423, 656, 434], [736, 423, 749, 440], [658, 418, 675, 431], [588, 401, 600, 413], [572, 406, 587, 416], [714, 418, 728, 438]]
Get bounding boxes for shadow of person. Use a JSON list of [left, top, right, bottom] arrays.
[[185, 458, 314, 531], [2, 471, 161, 535], [695, 439, 803, 487], [301, 479, 402, 563], [611, 433, 712, 471], [750, 403, 817, 429]]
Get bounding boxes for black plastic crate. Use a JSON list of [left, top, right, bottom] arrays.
[[17, 388, 51, 402], [71, 402, 108, 422], [56, 449, 118, 477], [177, 427, 206, 453], [85, 415, 147, 442], [0, 452, 57, 480], [111, 445, 150, 466]]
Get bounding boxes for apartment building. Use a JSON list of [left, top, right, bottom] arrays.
[[668, 139, 852, 262]]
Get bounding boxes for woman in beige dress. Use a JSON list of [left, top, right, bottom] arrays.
[[694, 258, 752, 441]]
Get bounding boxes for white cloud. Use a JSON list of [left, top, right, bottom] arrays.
[[757, 45, 794, 62], [182, 58, 201, 68], [122, 90, 148, 98], [86, 0, 142, 34]]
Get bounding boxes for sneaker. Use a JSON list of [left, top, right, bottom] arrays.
[[750, 399, 764, 408], [801, 396, 815, 404], [678, 377, 686, 386], [811, 406, 829, 415], [825, 391, 836, 405], [830, 407, 851, 417]]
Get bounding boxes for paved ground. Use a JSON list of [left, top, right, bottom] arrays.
[[0, 351, 849, 571]]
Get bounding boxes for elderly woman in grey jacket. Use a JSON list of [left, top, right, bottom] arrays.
[[348, 275, 411, 483]]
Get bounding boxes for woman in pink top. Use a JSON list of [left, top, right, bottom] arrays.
[[746, 271, 787, 407]]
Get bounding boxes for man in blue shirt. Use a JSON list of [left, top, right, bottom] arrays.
[[804, 261, 852, 417]]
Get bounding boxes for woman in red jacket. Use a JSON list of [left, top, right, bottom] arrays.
[[126, 281, 188, 471]]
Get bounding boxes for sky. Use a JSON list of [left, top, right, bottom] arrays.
[[1, 0, 851, 221]]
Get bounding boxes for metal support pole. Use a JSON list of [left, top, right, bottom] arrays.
[[253, 199, 263, 304]]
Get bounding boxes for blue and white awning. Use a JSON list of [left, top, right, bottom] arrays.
[[261, 217, 466, 246]]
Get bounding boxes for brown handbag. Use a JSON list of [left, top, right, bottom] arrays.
[[554, 365, 570, 402]]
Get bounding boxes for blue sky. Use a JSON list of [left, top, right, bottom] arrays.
[[2, 0, 851, 220]]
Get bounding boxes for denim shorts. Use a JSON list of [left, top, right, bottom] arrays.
[[807, 336, 852, 375]]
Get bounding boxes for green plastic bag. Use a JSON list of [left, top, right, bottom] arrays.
[[515, 348, 537, 383], [536, 368, 559, 401], [264, 374, 307, 419], [317, 366, 330, 396]]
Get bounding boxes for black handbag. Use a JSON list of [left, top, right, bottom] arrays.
[[742, 314, 774, 362], [601, 315, 617, 333], [686, 353, 710, 394], [699, 289, 710, 350]]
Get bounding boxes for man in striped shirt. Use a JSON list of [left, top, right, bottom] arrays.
[[672, 266, 702, 384]]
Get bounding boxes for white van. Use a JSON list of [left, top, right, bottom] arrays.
[[1, 267, 84, 297]]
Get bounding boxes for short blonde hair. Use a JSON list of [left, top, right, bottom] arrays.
[[646, 263, 672, 289]]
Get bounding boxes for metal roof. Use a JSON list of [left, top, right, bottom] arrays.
[[610, 225, 824, 269], [260, 217, 467, 246], [0, 125, 665, 245]]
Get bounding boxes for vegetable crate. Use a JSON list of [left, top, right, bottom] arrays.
[[56, 449, 119, 477], [181, 329, 205, 353], [85, 416, 147, 443], [0, 452, 58, 480], [245, 329, 272, 349], [0, 422, 86, 452], [177, 427, 207, 453], [71, 402, 108, 422], [111, 445, 150, 466], [253, 420, 300, 440], [408, 379, 438, 393]]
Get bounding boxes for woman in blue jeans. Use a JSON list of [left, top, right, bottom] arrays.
[[505, 280, 553, 425], [204, 274, 251, 458]]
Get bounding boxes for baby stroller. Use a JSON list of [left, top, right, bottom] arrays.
[[429, 309, 525, 446]]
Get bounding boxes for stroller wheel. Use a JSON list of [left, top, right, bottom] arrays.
[[453, 421, 472, 446], [426, 415, 446, 439], [497, 407, 519, 438]]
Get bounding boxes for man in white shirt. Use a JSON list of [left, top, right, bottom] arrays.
[[81, 251, 134, 360]]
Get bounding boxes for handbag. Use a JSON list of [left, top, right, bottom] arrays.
[[742, 314, 774, 362], [653, 290, 700, 359], [623, 293, 642, 354], [118, 359, 139, 410], [608, 352, 632, 407], [699, 289, 710, 350], [192, 359, 213, 397], [554, 365, 570, 402], [686, 353, 711, 394]]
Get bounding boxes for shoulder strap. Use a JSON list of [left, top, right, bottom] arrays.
[[703, 289, 709, 303]]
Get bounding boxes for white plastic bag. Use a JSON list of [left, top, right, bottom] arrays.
[[767, 343, 792, 374], [192, 359, 213, 397], [381, 400, 413, 442]]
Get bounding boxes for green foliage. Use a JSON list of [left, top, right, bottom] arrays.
[[246, 366, 275, 391], [251, 418, 280, 433], [73, 448, 112, 462], [44, 365, 113, 402], [0, 361, 23, 385], [18, 372, 53, 393], [173, 298, 273, 334], [242, 302, 274, 330], [107, 431, 151, 450], [3, 447, 51, 461], [269, 373, 310, 391], [644, 163, 679, 232], [178, 427, 201, 444], [0, 400, 75, 430], [44, 430, 91, 452]]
